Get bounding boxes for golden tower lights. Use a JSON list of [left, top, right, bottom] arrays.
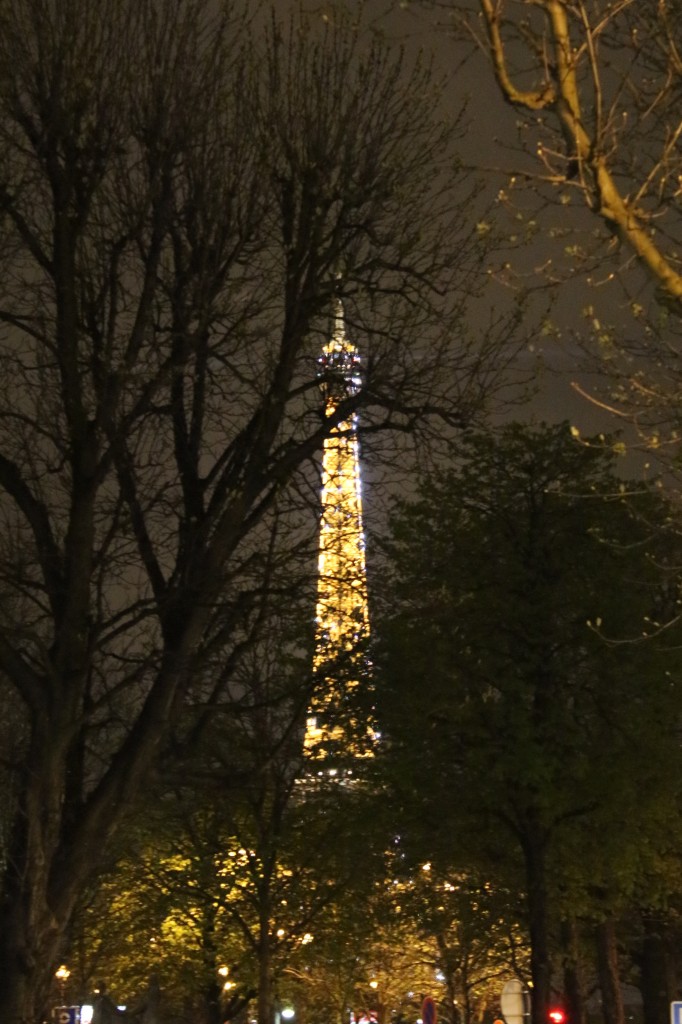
[[304, 303, 373, 762]]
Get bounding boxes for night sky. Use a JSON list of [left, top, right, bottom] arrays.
[[351, 2, 657, 447], [269, 0, 656, 478]]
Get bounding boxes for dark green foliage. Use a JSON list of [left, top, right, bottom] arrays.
[[373, 422, 682, 1023]]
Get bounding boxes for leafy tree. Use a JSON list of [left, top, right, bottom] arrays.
[[0, 0, 519, 1017], [383, 861, 529, 1024], [374, 421, 682, 1024], [65, 534, 377, 1024], [283, 878, 442, 1024], [72, 809, 257, 1024], [284, 854, 526, 1024], [69, 773, 377, 1023]]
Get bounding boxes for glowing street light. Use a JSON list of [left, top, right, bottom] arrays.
[[55, 965, 70, 1004]]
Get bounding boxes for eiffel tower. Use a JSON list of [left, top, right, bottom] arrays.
[[304, 302, 374, 765]]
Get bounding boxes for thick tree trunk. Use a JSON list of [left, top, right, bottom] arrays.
[[638, 913, 679, 1024], [521, 825, 552, 1024], [596, 919, 625, 1024], [257, 912, 274, 1024], [200, 904, 223, 1024], [0, 884, 64, 1024], [0, 740, 73, 1023], [561, 918, 588, 1024]]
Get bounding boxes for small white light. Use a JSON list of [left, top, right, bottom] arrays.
[[282, 1009, 295, 1020], [81, 1007, 94, 1024]]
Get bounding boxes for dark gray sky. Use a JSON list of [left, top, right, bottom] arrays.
[[367, 2, 657, 448], [274, 0, 655, 468]]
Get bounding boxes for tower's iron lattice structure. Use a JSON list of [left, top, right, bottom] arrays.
[[304, 303, 373, 761]]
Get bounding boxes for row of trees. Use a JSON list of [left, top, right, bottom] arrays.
[[49, 422, 682, 1024], [375, 422, 682, 1024]]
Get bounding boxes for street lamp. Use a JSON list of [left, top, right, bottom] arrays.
[[55, 965, 71, 1004]]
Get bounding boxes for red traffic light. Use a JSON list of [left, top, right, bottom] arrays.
[[548, 1010, 566, 1024]]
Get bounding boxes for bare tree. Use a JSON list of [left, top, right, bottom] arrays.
[[0, 0, 513, 1020]]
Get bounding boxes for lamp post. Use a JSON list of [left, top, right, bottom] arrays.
[[55, 965, 71, 1005], [365, 979, 382, 1024]]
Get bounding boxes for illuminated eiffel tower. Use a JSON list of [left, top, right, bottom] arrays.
[[304, 302, 373, 765]]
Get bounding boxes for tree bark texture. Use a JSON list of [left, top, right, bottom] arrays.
[[595, 918, 625, 1024]]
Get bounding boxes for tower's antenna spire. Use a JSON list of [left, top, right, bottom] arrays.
[[305, 302, 373, 764]]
